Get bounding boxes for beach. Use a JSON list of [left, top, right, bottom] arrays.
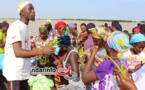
[[0, 19, 137, 36]]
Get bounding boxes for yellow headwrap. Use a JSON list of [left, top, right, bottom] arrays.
[[45, 19, 52, 24], [89, 27, 108, 42], [17, 1, 30, 13]]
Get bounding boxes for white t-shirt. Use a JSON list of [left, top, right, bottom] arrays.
[[132, 65, 145, 90], [3, 20, 31, 81], [124, 49, 145, 69]]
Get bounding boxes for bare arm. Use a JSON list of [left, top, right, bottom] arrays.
[[0, 40, 5, 48], [13, 41, 54, 58], [31, 42, 36, 50], [69, 52, 80, 77], [82, 46, 98, 83]]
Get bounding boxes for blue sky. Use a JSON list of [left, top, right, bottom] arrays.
[[0, 0, 145, 21]]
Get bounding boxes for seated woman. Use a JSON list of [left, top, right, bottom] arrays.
[[82, 31, 131, 90], [57, 35, 86, 90]]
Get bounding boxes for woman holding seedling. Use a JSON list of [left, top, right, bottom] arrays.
[[82, 31, 137, 90]]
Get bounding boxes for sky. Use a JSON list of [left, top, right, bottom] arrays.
[[0, 0, 145, 21]]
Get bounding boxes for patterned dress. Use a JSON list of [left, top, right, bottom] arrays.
[[92, 59, 126, 90], [32, 35, 53, 48]]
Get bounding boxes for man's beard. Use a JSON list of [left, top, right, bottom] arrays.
[[31, 17, 35, 21]]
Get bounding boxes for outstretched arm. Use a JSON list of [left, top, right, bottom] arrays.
[[13, 41, 54, 58]]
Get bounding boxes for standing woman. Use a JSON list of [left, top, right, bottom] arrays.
[[31, 25, 53, 49], [57, 35, 86, 90], [0, 21, 9, 90], [111, 20, 122, 32], [31, 25, 54, 67], [0, 21, 9, 69], [45, 19, 54, 36], [82, 31, 131, 90], [54, 21, 67, 38], [79, 23, 88, 37]]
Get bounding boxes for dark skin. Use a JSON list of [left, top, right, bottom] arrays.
[[39, 31, 48, 40], [12, 4, 54, 58], [80, 25, 87, 33], [0, 25, 9, 48], [31, 31, 49, 49], [114, 69, 137, 90], [128, 42, 145, 73], [57, 26, 66, 35], [82, 46, 98, 83], [70, 28, 78, 45], [80, 36, 105, 66], [131, 42, 145, 54], [111, 26, 116, 32], [82, 44, 118, 83], [70, 28, 77, 36], [107, 44, 137, 90], [58, 45, 80, 77], [92, 36, 105, 48]]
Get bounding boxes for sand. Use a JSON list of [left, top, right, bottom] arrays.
[[0, 19, 137, 36]]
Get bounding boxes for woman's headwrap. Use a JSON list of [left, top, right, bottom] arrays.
[[107, 31, 130, 53], [67, 23, 76, 30], [89, 27, 108, 42], [130, 33, 145, 44], [54, 21, 67, 30], [17, 1, 30, 13], [58, 35, 71, 46], [133, 27, 140, 33], [39, 25, 47, 33], [107, 31, 130, 66], [45, 19, 52, 24], [87, 23, 108, 41]]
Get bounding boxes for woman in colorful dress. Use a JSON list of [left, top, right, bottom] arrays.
[[67, 23, 78, 47], [31, 25, 53, 49], [124, 33, 145, 72], [82, 31, 131, 90], [0, 21, 9, 90]]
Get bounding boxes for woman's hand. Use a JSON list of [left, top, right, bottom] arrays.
[[53, 60, 61, 65], [79, 54, 87, 62], [90, 46, 98, 55], [114, 68, 137, 90]]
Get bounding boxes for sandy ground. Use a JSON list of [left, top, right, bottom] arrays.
[[0, 19, 137, 36]]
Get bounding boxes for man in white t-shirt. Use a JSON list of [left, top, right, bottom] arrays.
[[2, 1, 54, 90]]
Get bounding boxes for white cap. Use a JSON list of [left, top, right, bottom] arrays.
[[17, 1, 30, 13]]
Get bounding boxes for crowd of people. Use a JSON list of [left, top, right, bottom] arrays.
[[0, 1, 145, 90]]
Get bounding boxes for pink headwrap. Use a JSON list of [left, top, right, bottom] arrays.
[[54, 21, 67, 30], [133, 27, 140, 33]]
